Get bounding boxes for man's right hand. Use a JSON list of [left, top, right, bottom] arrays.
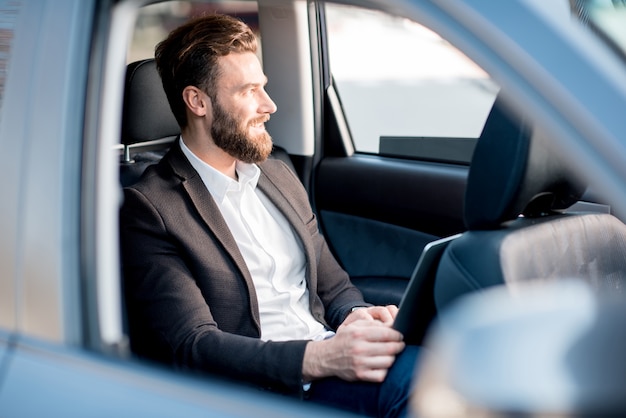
[[302, 317, 405, 383]]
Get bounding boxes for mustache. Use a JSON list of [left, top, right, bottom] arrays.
[[249, 115, 270, 125]]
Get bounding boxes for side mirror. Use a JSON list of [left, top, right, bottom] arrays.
[[412, 280, 626, 416]]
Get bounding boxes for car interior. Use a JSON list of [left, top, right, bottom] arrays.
[[118, 0, 457, 321], [434, 94, 626, 310], [118, 53, 447, 346], [114, 0, 626, 391]]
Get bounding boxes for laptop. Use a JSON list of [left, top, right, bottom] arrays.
[[393, 234, 461, 344]]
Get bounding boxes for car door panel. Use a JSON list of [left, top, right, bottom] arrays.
[[314, 154, 468, 305], [319, 209, 439, 306], [316, 155, 467, 237]]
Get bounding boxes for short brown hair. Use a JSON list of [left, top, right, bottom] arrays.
[[155, 14, 258, 128]]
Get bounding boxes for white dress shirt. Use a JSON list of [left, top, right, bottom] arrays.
[[180, 138, 332, 342]]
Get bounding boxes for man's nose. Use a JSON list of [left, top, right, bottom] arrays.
[[260, 89, 277, 114]]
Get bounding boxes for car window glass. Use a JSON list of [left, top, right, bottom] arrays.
[[571, 0, 626, 61], [325, 4, 499, 162], [128, 1, 259, 63]]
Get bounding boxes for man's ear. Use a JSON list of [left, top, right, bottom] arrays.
[[182, 86, 211, 117]]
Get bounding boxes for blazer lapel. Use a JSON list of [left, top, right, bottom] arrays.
[[166, 141, 261, 323]]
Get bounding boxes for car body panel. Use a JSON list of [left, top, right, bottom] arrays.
[[0, 335, 354, 418], [0, 0, 92, 342]]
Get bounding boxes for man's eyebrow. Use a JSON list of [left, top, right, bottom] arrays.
[[241, 77, 269, 90]]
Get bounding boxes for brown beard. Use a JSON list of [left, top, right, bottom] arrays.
[[211, 100, 273, 164]]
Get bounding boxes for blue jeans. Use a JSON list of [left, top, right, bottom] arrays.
[[305, 346, 420, 417]]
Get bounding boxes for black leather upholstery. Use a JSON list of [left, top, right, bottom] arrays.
[[434, 97, 626, 310], [122, 59, 179, 146], [464, 98, 586, 230]]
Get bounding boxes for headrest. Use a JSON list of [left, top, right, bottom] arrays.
[[121, 59, 180, 146], [464, 96, 586, 230]]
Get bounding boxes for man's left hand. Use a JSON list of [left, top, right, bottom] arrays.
[[344, 305, 398, 326]]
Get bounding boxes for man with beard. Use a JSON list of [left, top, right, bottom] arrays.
[[120, 14, 418, 417]]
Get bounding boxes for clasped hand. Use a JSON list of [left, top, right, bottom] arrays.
[[302, 306, 405, 383]]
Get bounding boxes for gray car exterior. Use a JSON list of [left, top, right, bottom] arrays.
[[1, 0, 626, 416]]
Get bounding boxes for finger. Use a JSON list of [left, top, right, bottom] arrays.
[[354, 353, 398, 371], [363, 325, 405, 343], [365, 340, 406, 356], [365, 306, 394, 324], [354, 367, 389, 383], [342, 319, 405, 343], [385, 305, 399, 319], [346, 307, 374, 322], [339, 313, 375, 330]]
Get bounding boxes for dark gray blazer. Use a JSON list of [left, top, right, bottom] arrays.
[[120, 141, 366, 392]]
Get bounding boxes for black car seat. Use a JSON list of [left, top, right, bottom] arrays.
[[120, 59, 179, 187], [434, 96, 626, 311], [120, 58, 296, 187]]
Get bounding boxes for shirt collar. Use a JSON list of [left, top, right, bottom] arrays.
[[179, 137, 261, 204]]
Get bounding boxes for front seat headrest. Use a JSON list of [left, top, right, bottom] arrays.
[[121, 59, 180, 146], [464, 97, 586, 230]]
